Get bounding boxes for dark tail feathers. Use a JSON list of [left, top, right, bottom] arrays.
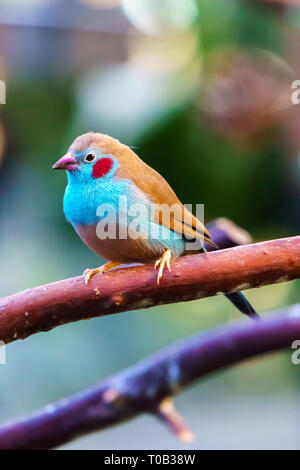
[[225, 292, 260, 320]]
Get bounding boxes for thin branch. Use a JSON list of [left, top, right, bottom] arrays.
[[0, 303, 299, 450], [0, 235, 299, 344]]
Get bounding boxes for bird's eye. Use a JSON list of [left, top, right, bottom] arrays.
[[84, 153, 96, 163]]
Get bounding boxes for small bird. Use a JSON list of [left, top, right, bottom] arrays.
[[53, 132, 259, 320]]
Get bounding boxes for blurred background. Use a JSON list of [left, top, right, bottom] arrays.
[[0, 0, 299, 450]]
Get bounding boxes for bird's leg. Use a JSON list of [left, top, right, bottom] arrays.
[[83, 262, 122, 284], [154, 249, 172, 284]]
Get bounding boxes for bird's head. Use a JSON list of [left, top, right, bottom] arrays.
[[52, 132, 124, 183]]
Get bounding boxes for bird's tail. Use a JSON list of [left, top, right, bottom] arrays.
[[201, 245, 260, 320], [224, 292, 260, 320]]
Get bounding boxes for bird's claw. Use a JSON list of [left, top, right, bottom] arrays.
[[83, 262, 123, 284], [83, 267, 103, 284], [154, 249, 172, 284]]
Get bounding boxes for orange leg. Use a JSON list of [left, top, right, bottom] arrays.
[[154, 249, 172, 284], [83, 261, 122, 284]]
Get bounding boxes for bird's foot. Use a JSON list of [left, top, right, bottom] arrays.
[[154, 249, 172, 284], [83, 262, 122, 284]]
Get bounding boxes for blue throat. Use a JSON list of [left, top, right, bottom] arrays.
[[63, 173, 133, 226]]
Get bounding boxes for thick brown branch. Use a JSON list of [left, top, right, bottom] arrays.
[[0, 235, 299, 344], [0, 304, 299, 450]]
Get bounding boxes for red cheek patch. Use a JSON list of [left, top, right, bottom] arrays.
[[92, 157, 113, 179]]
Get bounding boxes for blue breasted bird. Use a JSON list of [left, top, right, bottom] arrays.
[[53, 132, 259, 320]]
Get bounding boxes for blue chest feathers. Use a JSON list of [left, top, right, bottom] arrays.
[[63, 179, 133, 226], [63, 177, 185, 258]]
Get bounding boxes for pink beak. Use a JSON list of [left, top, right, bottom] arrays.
[[52, 153, 78, 171]]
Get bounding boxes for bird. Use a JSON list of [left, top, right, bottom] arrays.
[[53, 132, 259, 320]]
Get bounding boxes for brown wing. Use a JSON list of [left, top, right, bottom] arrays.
[[112, 142, 216, 247]]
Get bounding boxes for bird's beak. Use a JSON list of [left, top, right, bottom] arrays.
[[52, 153, 78, 171]]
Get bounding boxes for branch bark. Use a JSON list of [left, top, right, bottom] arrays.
[[0, 303, 299, 450], [0, 235, 299, 344]]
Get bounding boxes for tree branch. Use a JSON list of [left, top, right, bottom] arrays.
[[0, 234, 299, 344], [0, 303, 299, 450], [206, 217, 252, 250]]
